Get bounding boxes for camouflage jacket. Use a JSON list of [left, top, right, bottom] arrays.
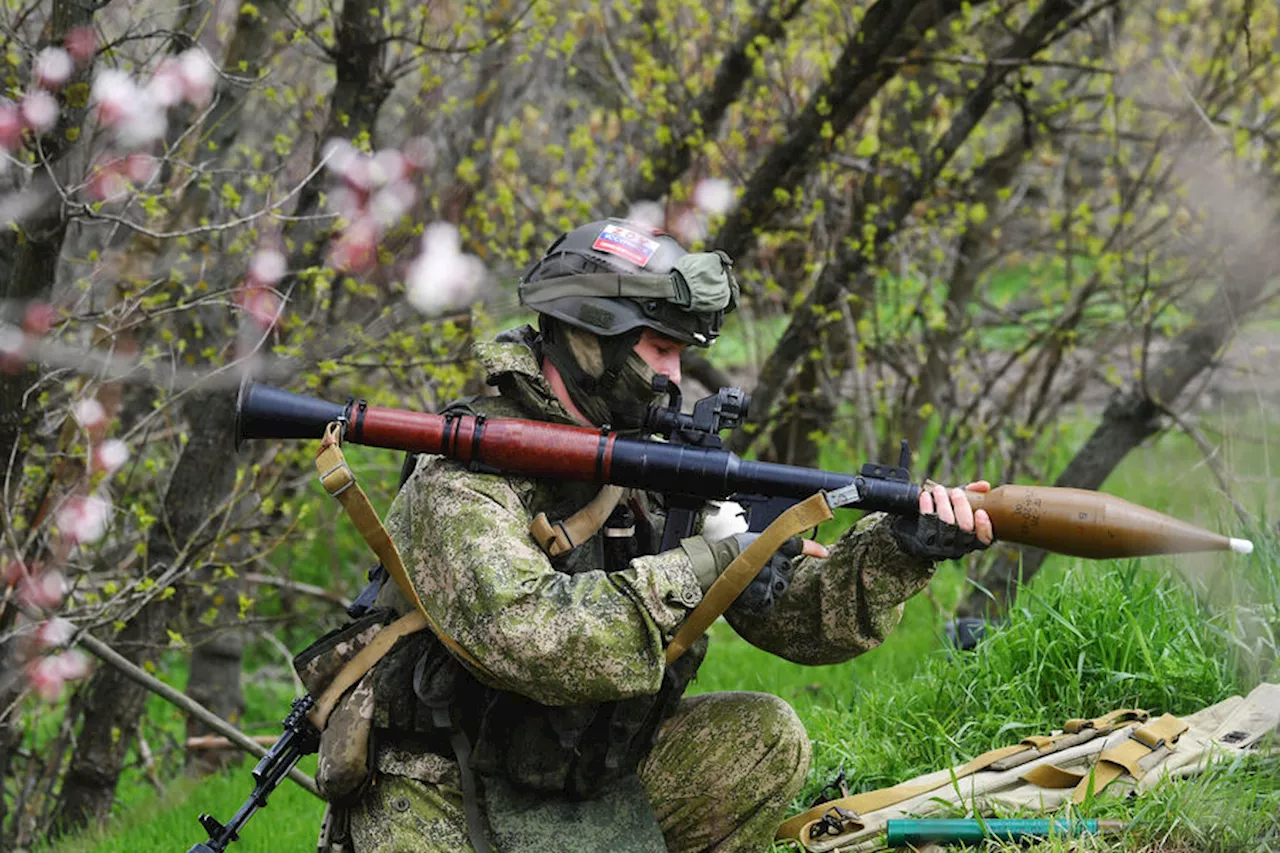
[[375, 327, 936, 708]]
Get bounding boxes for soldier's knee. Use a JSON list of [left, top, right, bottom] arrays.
[[743, 693, 812, 788]]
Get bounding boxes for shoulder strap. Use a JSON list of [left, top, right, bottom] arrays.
[[667, 492, 834, 664], [314, 423, 494, 681]]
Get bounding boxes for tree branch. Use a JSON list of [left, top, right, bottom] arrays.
[[75, 630, 319, 797]]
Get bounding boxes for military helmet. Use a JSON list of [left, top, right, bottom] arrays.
[[519, 218, 738, 346]]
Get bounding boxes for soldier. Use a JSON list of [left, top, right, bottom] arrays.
[[319, 219, 993, 853]]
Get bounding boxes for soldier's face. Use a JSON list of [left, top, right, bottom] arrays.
[[633, 329, 686, 385]]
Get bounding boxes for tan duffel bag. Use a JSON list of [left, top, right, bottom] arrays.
[[779, 682, 1280, 852]]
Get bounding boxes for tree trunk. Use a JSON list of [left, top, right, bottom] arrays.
[[184, 579, 248, 776], [53, 392, 242, 834]]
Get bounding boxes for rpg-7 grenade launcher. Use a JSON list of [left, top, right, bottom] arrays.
[[189, 379, 1253, 853], [234, 379, 1254, 559]]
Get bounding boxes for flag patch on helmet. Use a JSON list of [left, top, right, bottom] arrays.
[[592, 223, 661, 267]]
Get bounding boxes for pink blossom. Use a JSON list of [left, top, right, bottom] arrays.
[[0, 102, 23, 150], [669, 208, 708, 244], [27, 651, 89, 701], [401, 136, 435, 171], [53, 649, 90, 681], [21, 91, 59, 133], [178, 49, 217, 106], [146, 58, 185, 108], [327, 218, 380, 273], [27, 657, 65, 700], [248, 248, 287, 286], [406, 222, 486, 315], [64, 28, 96, 66], [33, 47, 73, 90], [371, 150, 410, 187], [693, 178, 734, 215], [91, 70, 138, 127], [33, 617, 75, 650], [91, 70, 166, 148], [1, 556, 31, 586], [125, 153, 157, 183], [93, 438, 129, 474], [17, 570, 65, 611], [370, 181, 416, 227], [56, 494, 111, 544], [71, 398, 106, 429], [88, 160, 130, 201], [23, 302, 57, 336], [341, 156, 373, 193], [235, 285, 283, 330]]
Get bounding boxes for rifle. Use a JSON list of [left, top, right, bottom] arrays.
[[186, 697, 318, 853]]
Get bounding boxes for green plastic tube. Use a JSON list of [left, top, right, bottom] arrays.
[[886, 818, 1122, 846]]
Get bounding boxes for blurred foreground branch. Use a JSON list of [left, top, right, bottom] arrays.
[[75, 630, 319, 798]]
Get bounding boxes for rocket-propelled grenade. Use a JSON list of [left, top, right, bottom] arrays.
[[235, 383, 1253, 559], [962, 486, 1253, 558]]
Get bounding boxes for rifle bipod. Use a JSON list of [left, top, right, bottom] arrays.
[[185, 696, 320, 852]]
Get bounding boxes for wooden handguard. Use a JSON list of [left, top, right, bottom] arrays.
[[665, 492, 834, 664]]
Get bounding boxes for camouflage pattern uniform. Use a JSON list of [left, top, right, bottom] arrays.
[[335, 329, 936, 853]]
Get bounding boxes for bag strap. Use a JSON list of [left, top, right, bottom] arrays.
[[309, 609, 428, 729], [314, 423, 493, 681], [666, 492, 834, 664], [1068, 713, 1188, 802], [990, 708, 1149, 771]]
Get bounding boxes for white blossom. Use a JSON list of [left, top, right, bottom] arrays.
[[0, 323, 23, 354], [369, 181, 416, 227], [95, 439, 130, 474], [248, 248, 287, 286], [71, 398, 106, 429], [33, 47, 73, 90], [693, 178, 734, 215], [20, 91, 59, 133], [625, 201, 665, 231], [406, 223, 486, 315], [34, 617, 76, 649], [321, 138, 358, 174]]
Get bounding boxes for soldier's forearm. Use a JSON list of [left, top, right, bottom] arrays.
[[723, 514, 935, 665]]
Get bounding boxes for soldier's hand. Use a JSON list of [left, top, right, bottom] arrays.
[[921, 480, 994, 545], [890, 480, 994, 560], [680, 533, 827, 612]]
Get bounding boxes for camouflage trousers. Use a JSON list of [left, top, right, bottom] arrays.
[[331, 691, 811, 853]]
